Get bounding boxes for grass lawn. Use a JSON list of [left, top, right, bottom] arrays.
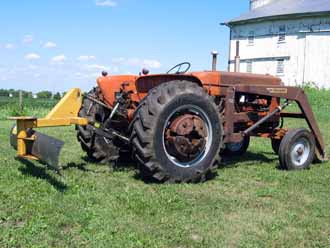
[[0, 88, 330, 247]]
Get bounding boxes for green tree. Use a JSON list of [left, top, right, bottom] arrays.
[[37, 91, 52, 99], [23, 91, 33, 98], [53, 92, 62, 100], [0, 89, 9, 97]]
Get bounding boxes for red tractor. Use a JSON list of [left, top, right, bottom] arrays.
[[10, 60, 326, 183]]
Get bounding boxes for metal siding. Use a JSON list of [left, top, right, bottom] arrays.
[[228, 17, 330, 88]]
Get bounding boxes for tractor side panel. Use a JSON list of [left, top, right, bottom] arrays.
[[220, 72, 283, 86], [190, 71, 222, 95]]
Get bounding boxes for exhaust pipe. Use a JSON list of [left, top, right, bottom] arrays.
[[211, 51, 218, 71], [234, 41, 240, 72]]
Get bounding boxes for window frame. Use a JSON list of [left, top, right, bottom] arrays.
[[276, 59, 285, 75], [278, 25, 286, 44], [248, 31, 255, 46], [246, 60, 253, 73]]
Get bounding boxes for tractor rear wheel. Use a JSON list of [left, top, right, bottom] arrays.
[[76, 88, 120, 163], [130, 81, 223, 183]]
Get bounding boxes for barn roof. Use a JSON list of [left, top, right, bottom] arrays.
[[228, 0, 330, 25]]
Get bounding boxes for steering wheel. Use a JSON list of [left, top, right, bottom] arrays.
[[167, 62, 191, 74]]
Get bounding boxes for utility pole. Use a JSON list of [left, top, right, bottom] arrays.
[[19, 90, 23, 113]]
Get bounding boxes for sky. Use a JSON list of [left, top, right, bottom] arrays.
[[0, 0, 248, 93]]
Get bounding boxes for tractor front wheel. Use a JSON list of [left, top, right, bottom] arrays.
[[130, 81, 223, 183], [278, 129, 315, 170], [223, 136, 250, 156], [76, 88, 120, 163]]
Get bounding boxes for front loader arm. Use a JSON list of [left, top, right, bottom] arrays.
[[234, 85, 326, 160]]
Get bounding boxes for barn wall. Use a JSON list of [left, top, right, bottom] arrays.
[[229, 16, 330, 88]]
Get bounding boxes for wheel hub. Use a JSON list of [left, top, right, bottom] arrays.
[[291, 139, 310, 166], [165, 114, 208, 162]]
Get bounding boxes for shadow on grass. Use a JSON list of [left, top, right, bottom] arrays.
[[62, 162, 111, 174], [113, 156, 136, 172], [17, 158, 68, 192], [62, 162, 90, 172], [81, 153, 137, 172], [220, 151, 278, 169], [133, 170, 218, 185]]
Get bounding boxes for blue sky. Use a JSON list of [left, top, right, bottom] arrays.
[[0, 0, 248, 92]]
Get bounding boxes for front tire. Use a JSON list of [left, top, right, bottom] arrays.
[[130, 81, 223, 183], [76, 88, 120, 163], [278, 129, 315, 170], [223, 136, 250, 156]]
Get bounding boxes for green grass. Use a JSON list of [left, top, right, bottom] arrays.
[[0, 89, 330, 247], [0, 97, 57, 120]]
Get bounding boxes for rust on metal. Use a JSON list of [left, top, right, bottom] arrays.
[[165, 114, 207, 162]]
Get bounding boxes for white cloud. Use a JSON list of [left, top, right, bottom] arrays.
[[126, 58, 140, 67], [95, 0, 117, 7], [44, 41, 57, 48], [112, 57, 162, 69], [23, 34, 34, 44], [112, 57, 125, 64], [142, 59, 161, 69], [5, 43, 15, 49], [77, 55, 96, 62], [75, 72, 102, 79], [86, 64, 108, 70], [51, 54, 67, 63], [25, 53, 41, 60], [28, 65, 38, 70]]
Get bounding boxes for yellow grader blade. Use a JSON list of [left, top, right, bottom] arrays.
[[9, 88, 88, 169]]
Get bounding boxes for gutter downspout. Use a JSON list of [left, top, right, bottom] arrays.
[[221, 22, 234, 72], [228, 28, 232, 71]]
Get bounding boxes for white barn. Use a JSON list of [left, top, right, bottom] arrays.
[[225, 0, 330, 88]]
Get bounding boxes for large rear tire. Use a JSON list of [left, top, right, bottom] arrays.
[[76, 88, 120, 163], [130, 81, 223, 183]]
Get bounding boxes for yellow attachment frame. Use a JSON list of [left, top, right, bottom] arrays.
[[9, 88, 88, 159]]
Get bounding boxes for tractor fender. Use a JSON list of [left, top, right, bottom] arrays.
[[135, 74, 204, 93]]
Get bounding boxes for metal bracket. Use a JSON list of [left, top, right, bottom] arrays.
[[9, 88, 89, 168]]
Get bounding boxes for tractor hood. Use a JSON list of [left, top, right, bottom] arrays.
[[97, 71, 282, 106]]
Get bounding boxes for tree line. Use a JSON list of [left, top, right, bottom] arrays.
[[0, 89, 63, 100]]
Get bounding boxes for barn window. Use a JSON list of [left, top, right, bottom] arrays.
[[248, 31, 255, 45], [278, 25, 286, 43], [276, 59, 285, 75], [246, 60, 253, 73]]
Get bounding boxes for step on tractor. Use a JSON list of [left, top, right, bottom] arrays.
[[10, 55, 327, 183]]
